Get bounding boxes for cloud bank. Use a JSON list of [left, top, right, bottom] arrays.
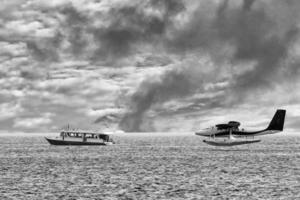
[[1, 0, 300, 133]]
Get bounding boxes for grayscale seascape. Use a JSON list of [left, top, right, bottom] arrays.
[[2, 0, 300, 199], [1, 134, 300, 200]]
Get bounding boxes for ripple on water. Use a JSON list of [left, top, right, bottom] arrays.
[[0, 135, 300, 199]]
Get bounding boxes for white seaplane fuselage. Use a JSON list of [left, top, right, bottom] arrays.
[[195, 127, 279, 138]]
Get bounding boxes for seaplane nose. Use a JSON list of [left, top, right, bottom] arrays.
[[195, 130, 207, 136]]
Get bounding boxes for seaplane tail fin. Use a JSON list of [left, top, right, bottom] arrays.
[[266, 109, 286, 131]]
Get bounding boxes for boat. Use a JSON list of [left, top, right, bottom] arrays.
[[45, 129, 115, 145]]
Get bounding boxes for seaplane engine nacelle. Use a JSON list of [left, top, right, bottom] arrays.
[[228, 121, 240, 128]]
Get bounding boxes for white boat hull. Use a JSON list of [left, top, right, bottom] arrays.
[[45, 137, 113, 146]]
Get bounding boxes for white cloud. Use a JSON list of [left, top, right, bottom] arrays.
[[0, 89, 25, 98], [13, 113, 53, 128], [5, 20, 43, 35], [0, 42, 27, 57], [0, 102, 24, 120], [82, 107, 125, 117]]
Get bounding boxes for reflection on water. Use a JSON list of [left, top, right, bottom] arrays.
[[0, 135, 300, 199]]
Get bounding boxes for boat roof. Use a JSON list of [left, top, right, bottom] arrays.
[[60, 129, 112, 135]]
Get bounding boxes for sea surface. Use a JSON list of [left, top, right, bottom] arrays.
[[1, 134, 300, 200]]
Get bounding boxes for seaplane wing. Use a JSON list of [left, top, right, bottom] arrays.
[[195, 109, 286, 146]]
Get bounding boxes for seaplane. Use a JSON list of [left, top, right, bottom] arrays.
[[195, 109, 286, 146]]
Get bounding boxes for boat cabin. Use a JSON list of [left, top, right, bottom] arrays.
[[60, 130, 112, 142]]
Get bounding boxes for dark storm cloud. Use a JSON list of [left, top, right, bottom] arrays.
[[17, 0, 184, 63], [20, 70, 42, 80], [119, 0, 300, 131], [0, 22, 63, 63], [214, 0, 298, 94], [242, 0, 256, 11], [59, 5, 89, 56], [91, 6, 145, 59], [0, 0, 186, 63], [26, 35, 62, 62], [119, 67, 204, 131], [91, 0, 185, 61], [151, 0, 185, 15], [2, 0, 299, 68], [0, 34, 62, 63]]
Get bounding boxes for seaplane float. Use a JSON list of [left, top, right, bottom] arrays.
[[195, 109, 286, 147], [45, 128, 115, 145]]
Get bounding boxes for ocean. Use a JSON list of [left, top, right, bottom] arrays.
[[1, 134, 300, 199]]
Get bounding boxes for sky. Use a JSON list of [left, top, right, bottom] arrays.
[[1, 0, 300, 134]]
